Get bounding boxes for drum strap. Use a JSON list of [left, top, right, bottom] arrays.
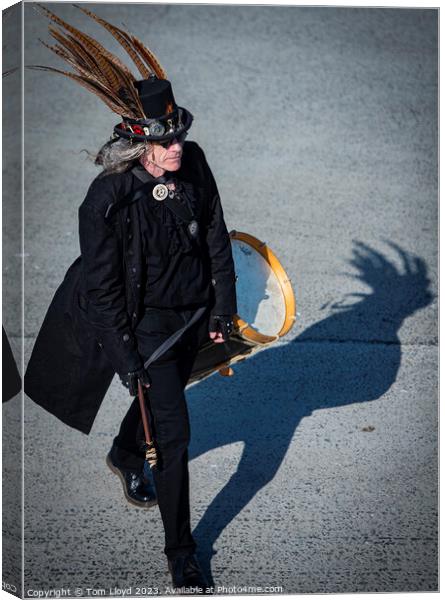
[[143, 305, 207, 369], [139, 305, 207, 469]]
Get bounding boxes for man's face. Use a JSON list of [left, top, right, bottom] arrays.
[[150, 138, 184, 171]]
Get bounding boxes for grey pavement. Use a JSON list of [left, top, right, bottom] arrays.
[[2, 2, 438, 595]]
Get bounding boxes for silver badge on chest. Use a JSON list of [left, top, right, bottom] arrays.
[[152, 184, 168, 201]]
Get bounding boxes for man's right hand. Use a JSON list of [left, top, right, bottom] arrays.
[[120, 367, 151, 396]]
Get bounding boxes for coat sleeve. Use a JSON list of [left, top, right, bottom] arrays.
[[78, 180, 142, 376], [199, 150, 238, 317]]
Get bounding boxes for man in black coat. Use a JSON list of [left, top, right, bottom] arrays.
[[25, 67, 237, 589]]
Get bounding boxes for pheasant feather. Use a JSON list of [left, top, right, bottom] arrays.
[[30, 3, 164, 119], [28, 65, 136, 118], [131, 36, 167, 80], [73, 5, 153, 79]]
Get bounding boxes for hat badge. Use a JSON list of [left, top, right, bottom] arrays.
[[149, 121, 165, 136]]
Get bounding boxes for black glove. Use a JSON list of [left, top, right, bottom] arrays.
[[209, 315, 234, 341], [120, 366, 151, 396]]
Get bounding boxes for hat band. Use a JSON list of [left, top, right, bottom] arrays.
[[114, 107, 193, 142], [120, 110, 180, 136]]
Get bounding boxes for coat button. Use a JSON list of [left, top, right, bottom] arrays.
[[123, 333, 130, 342], [126, 217, 131, 224]]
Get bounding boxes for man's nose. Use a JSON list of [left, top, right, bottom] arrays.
[[168, 140, 182, 152]]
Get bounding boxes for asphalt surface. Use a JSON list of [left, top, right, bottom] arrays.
[[2, 2, 438, 596]]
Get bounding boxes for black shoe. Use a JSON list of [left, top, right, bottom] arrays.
[[168, 554, 210, 593], [106, 452, 157, 509]]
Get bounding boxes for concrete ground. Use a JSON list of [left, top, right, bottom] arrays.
[[2, 2, 438, 596]]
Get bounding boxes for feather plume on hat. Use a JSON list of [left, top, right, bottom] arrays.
[[28, 3, 168, 120]]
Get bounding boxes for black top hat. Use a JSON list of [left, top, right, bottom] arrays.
[[114, 77, 193, 143]]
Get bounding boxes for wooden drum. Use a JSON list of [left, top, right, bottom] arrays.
[[188, 230, 296, 384]]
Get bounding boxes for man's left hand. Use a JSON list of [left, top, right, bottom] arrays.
[[209, 315, 234, 343]]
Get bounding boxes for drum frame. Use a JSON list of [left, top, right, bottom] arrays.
[[229, 230, 296, 343], [188, 230, 296, 384]]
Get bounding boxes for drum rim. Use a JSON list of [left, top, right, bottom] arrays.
[[230, 230, 296, 342]]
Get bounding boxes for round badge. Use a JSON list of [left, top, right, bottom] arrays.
[[152, 184, 168, 201], [149, 121, 165, 136]]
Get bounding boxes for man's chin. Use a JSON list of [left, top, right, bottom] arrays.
[[166, 159, 182, 171]]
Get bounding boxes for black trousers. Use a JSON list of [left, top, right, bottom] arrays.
[[111, 305, 211, 560]]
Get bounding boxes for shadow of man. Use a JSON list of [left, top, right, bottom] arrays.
[[187, 240, 433, 585]]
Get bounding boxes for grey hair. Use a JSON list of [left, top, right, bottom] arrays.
[[92, 137, 152, 176]]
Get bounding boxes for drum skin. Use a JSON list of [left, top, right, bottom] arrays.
[[189, 230, 296, 384]]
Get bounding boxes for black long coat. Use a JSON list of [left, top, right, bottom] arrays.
[[24, 142, 237, 434]]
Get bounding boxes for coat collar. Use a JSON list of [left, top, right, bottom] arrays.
[[104, 163, 197, 221], [132, 164, 158, 184], [132, 163, 178, 185], [131, 164, 197, 205], [131, 163, 168, 183], [104, 169, 155, 220]]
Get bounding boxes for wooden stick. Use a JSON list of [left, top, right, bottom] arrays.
[[137, 380, 158, 468]]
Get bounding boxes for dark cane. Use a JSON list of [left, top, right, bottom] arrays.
[[137, 380, 158, 468]]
